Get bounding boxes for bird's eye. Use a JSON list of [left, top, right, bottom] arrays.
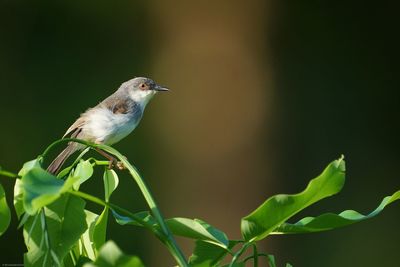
[[139, 83, 146, 89]]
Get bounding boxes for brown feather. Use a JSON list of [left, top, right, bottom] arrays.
[[63, 116, 86, 138], [47, 144, 78, 174]]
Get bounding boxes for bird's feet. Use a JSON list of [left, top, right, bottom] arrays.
[[96, 148, 126, 170], [108, 157, 126, 170]]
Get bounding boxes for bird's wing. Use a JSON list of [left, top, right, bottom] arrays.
[[101, 95, 133, 115], [63, 116, 86, 138]]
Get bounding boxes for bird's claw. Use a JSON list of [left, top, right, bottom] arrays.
[[108, 158, 125, 170], [116, 161, 125, 170]]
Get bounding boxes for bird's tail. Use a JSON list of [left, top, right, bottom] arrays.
[[47, 144, 78, 174]]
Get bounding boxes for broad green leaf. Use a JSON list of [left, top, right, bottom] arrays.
[[83, 241, 144, 267], [0, 183, 11, 236], [272, 190, 400, 234], [103, 169, 119, 202], [24, 195, 87, 266], [72, 160, 94, 190], [189, 240, 239, 267], [166, 218, 229, 248], [21, 167, 78, 215], [241, 157, 345, 241]]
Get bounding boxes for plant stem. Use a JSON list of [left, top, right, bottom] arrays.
[[252, 244, 258, 267], [0, 169, 19, 179], [229, 242, 251, 267], [243, 253, 269, 263], [43, 138, 188, 266], [96, 144, 189, 267]]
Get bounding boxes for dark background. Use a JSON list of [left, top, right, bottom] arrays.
[[0, 1, 399, 266]]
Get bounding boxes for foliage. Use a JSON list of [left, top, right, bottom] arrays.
[[0, 138, 399, 266]]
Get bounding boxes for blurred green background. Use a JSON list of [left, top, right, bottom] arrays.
[[0, 1, 399, 266]]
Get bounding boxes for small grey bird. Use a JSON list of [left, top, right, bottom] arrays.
[[47, 77, 168, 174]]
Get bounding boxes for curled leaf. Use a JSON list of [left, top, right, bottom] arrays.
[[241, 157, 345, 241]]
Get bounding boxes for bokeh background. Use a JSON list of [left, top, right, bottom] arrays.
[[0, 1, 399, 266]]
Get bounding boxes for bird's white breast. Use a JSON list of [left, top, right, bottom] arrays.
[[84, 107, 141, 145]]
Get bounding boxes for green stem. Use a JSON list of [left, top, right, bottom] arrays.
[[40, 138, 93, 162], [96, 144, 188, 266], [243, 253, 269, 264], [252, 244, 258, 267], [0, 169, 19, 179], [229, 242, 251, 267]]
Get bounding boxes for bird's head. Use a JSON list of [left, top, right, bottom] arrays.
[[121, 77, 169, 106]]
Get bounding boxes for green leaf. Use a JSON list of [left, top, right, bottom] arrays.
[[21, 167, 78, 215], [241, 157, 345, 241], [0, 183, 11, 236], [113, 210, 229, 248], [189, 240, 238, 267], [15, 159, 42, 219], [112, 210, 157, 228], [80, 210, 98, 261], [14, 179, 25, 219], [272, 190, 400, 234], [83, 241, 144, 267], [22, 168, 64, 215], [18, 159, 41, 177], [72, 160, 94, 190], [166, 218, 229, 248], [103, 169, 119, 202], [23, 194, 87, 266]]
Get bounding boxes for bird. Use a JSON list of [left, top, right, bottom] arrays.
[[47, 77, 169, 174]]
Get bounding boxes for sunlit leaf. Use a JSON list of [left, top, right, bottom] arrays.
[[14, 179, 25, 219], [80, 210, 99, 260], [18, 159, 41, 177], [272, 190, 400, 234], [83, 241, 144, 267], [72, 160, 94, 190], [241, 157, 345, 241], [0, 183, 11, 236], [103, 169, 119, 202]]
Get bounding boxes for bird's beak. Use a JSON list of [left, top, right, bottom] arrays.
[[153, 84, 169, 92]]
